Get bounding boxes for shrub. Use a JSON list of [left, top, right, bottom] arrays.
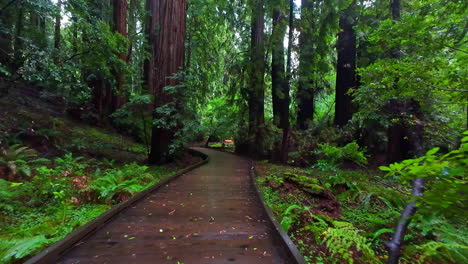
[[315, 141, 368, 167]]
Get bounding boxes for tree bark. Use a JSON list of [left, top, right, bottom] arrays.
[[296, 0, 314, 130], [144, 0, 157, 94], [13, 7, 23, 65], [0, 5, 13, 65], [271, 7, 288, 129], [148, 0, 187, 164], [334, 1, 357, 127], [248, 0, 266, 158], [391, 0, 401, 20], [112, 0, 129, 112], [54, 0, 62, 59]]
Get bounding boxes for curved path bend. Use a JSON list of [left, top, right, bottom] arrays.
[[57, 148, 296, 264]]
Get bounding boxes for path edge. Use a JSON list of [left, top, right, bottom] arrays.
[[24, 148, 209, 264], [249, 161, 308, 264]]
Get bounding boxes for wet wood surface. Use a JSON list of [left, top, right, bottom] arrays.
[[57, 148, 295, 264]]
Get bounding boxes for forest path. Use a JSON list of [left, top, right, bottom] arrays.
[[57, 148, 296, 264]]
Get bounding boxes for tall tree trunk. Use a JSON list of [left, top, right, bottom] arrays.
[[144, 0, 157, 94], [271, 1, 291, 163], [271, 8, 286, 128], [385, 2, 426, 263], [112, 0, 128, 112], [334, 1, 357, 127], [0, 6, 14, 66], [148, 0, 187, 164], [13, 7, 23, 65], [54, 0, 62, 62], [296, 0, 314, 130], [391, 0, 401, 20], [386, 0, 403, 163], [279, 0, 294, 163], [248, 0, 266, 158]]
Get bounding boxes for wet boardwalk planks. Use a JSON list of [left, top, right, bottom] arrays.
[[57, 148, 296, 264]]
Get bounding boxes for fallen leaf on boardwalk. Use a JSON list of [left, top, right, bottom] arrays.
[[192, 233, 200, 237], [210, 216, 215, 222], [219, 230, 227, 234], [245, 215, 252, 220], [248, 236, 254, 239], [168, 209, 176, 215], [128, 237, 135, 240], [148, 213, 153, 216], [159, 229, 164, 232]]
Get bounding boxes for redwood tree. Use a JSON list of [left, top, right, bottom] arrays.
[[296, 0, 314, 130], [334, 1, 357, 127], [271, 0, 291, 163], [112, 0, 128, 112], [248, 0, 266, 158], [148, 0, 187, 164]]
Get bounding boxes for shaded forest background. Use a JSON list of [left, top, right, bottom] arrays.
[[0, 0, 467, 263]]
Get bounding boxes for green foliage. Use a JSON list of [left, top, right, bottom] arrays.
[[315, 142, 368, 167], [322, 221, 382, 264], [280, 205, 303, 232], [88, 163, 156, 203], [0, 235, 50, 263], [379, 133, 468, 217], [405, 241, 468, 264], [0, 144, 37, 178]]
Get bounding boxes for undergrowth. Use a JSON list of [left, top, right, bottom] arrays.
[[0, 152, 175, 264], [255, 156, 467, 264]]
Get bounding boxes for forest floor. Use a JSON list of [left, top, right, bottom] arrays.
[[254, 161, 466, 264], [0, 83, 199, 264]]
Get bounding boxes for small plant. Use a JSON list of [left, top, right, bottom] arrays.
[[88, 163, 155, 203], [280, 204, 304, 232], [0, 235, 50, 263], [322, 221, 381, 264], [315, 141, 368, 167], [0, 144, 37, 180]]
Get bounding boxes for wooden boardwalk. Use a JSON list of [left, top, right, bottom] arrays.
[[56, 148, 296, 264]]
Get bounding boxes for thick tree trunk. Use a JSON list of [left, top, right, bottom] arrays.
[[271, 8, 286, 128], [112, 0, 128, 112], [334, 1, 357, 127], [148, 0, 187, 164], [0, 6, 13, 65], [54, 0, 62, 62], [296, 0, 314, 130], [13, 7, 23, 65], [278, 0, 294, 163], [272, 1, 292, 164], [144, 0, 157, 94], [54, 0, 62, 50], [248, 0, 266, 158], [391, 0, 401, 20]]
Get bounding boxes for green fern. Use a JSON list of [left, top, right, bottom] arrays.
[[0, 235, 50, 263], [280, 205, 303, 232], [322, 221, 382, 264], [404, 241, 468, 264]]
